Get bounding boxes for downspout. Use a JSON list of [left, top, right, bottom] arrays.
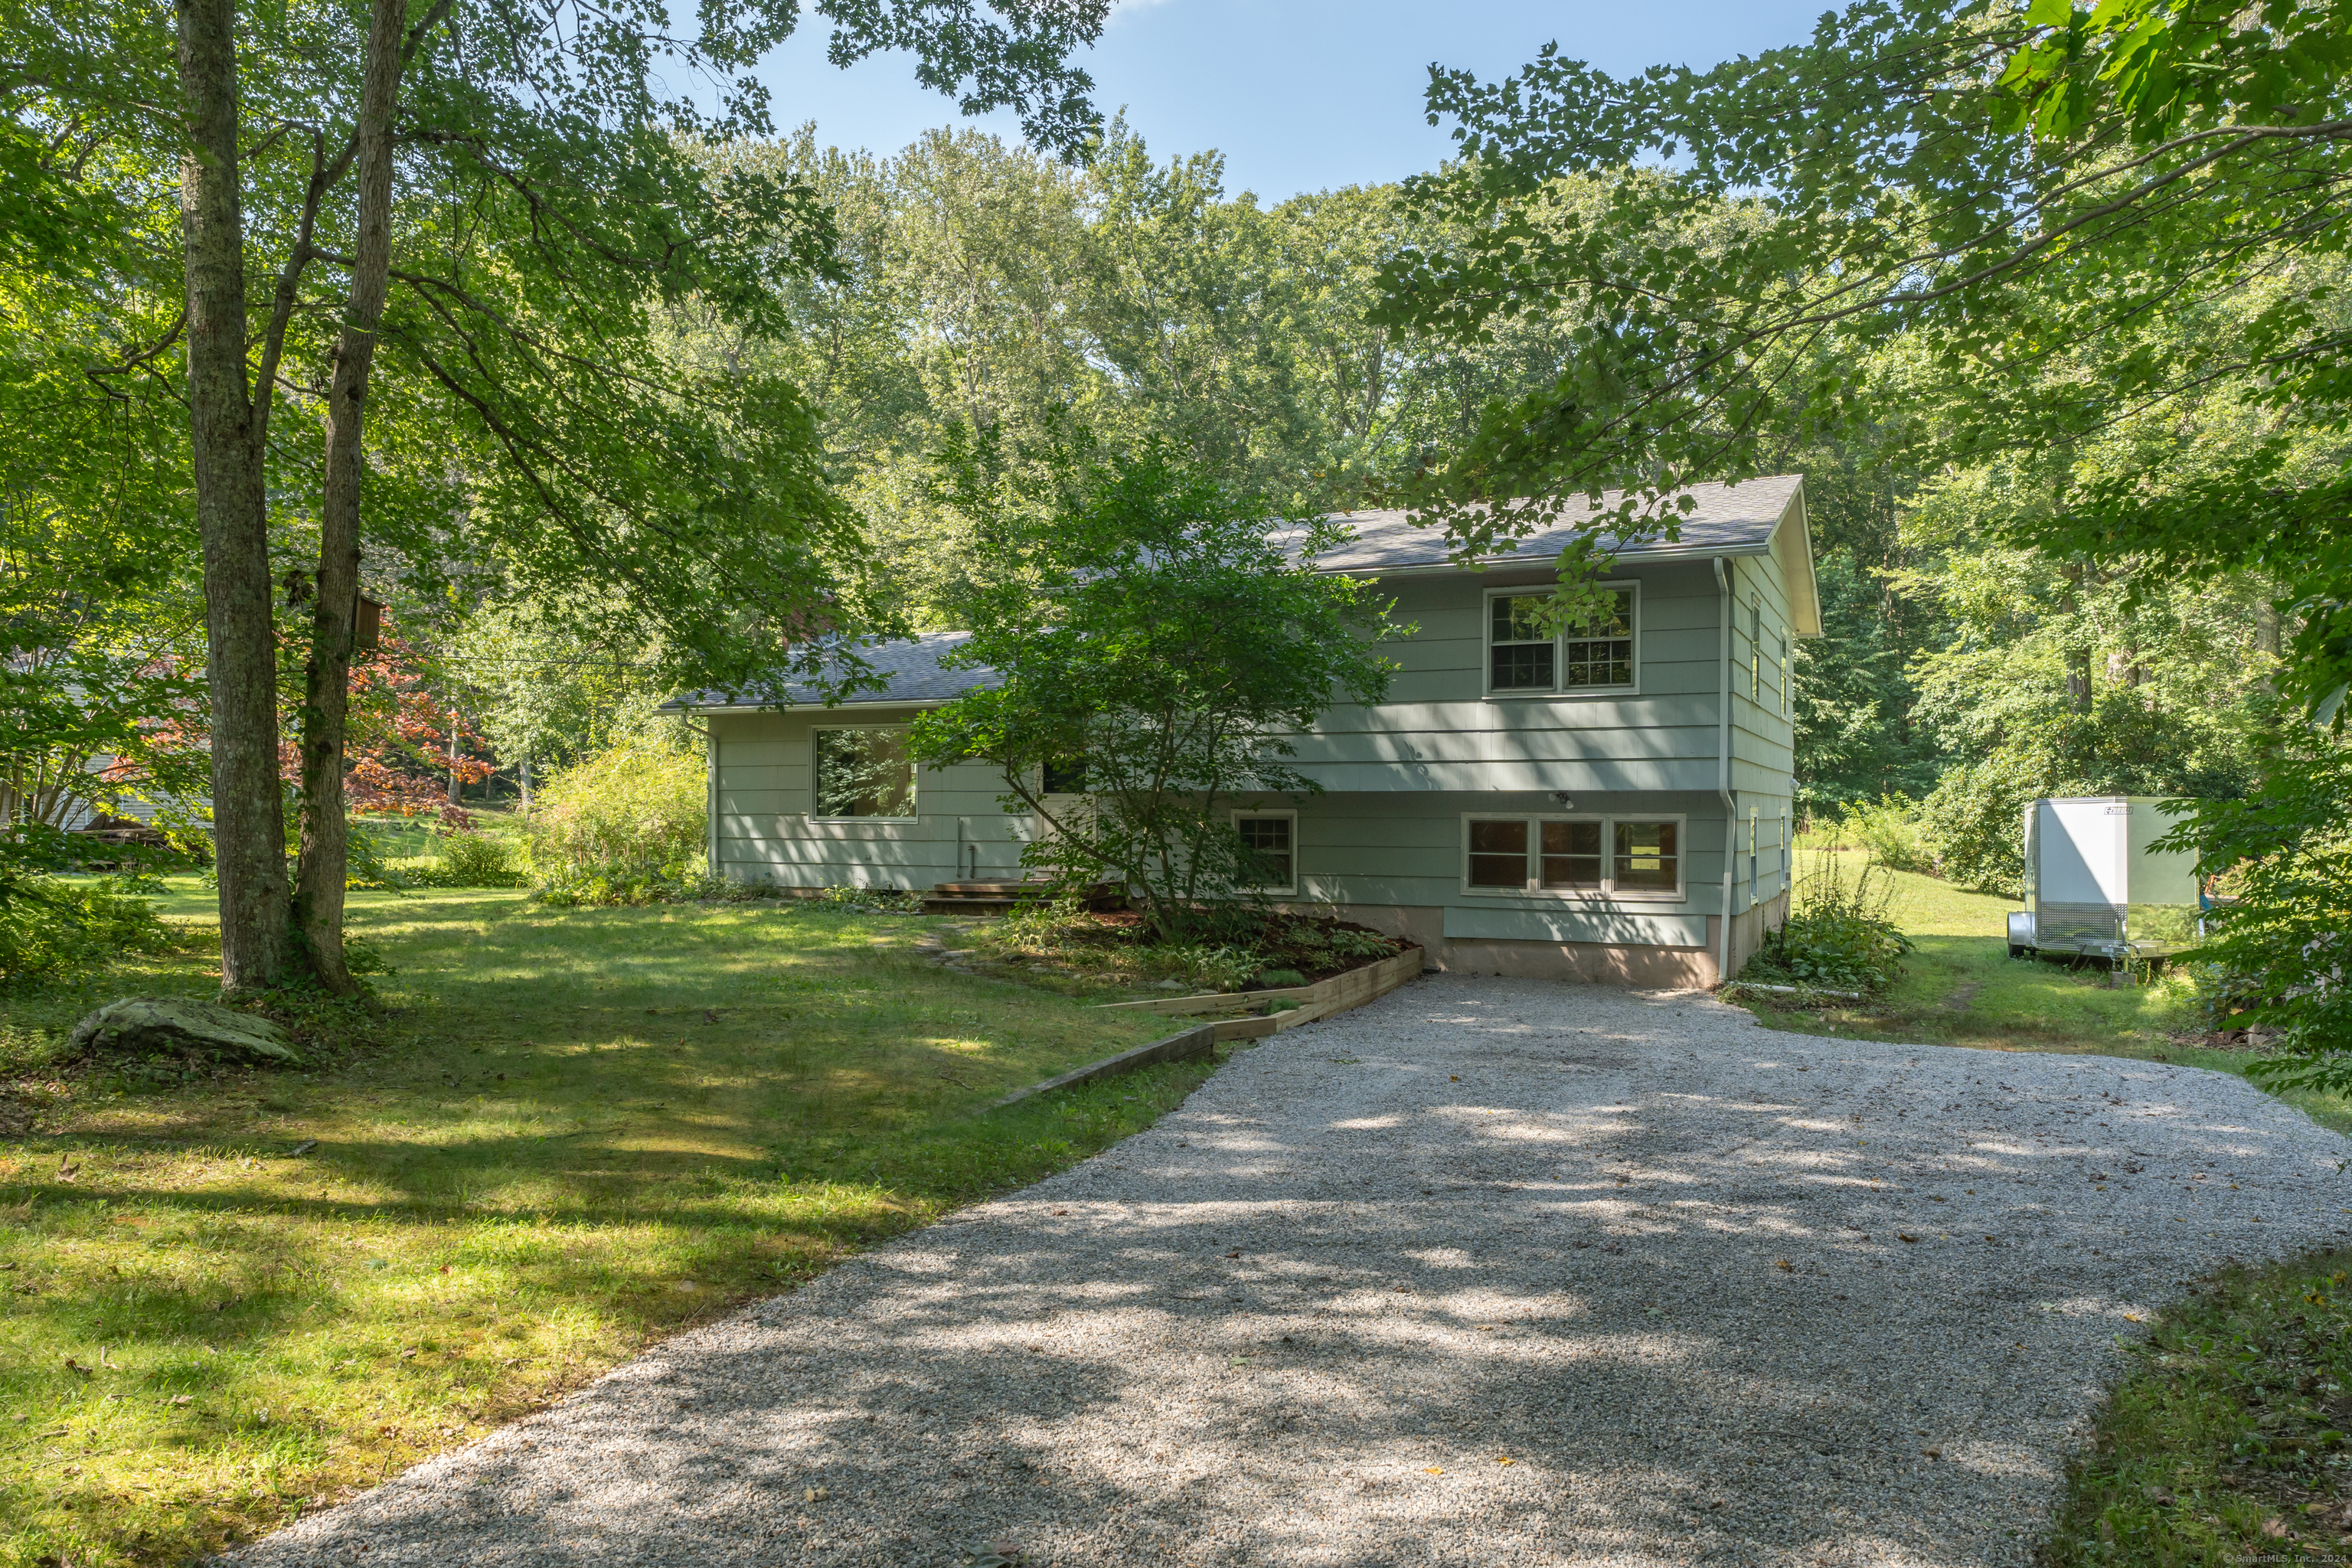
[[1713, 557, 1736, 985], [704, 721, 719, 880]]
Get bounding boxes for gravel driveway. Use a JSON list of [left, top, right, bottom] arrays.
[[234, 976, 2351, 1567]]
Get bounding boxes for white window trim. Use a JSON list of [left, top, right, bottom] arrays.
[[1230, 807, 1299, 897], [809, 724, 920, 823], [1459, 812, 1687, 902], [1481, 580, 1642, 701]]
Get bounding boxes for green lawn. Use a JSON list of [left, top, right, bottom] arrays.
[[0, 884, 1202, 1566], [1730, 858, 2352, 1135], [2042, 1250, 2352, 1567]]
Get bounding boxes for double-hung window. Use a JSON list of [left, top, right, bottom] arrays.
[[1464, 815, 1683, 899], [1485, 584, 1637, 696], [1233, 810, 1297, 895]]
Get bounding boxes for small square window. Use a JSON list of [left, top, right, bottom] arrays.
[[1467, 818, 1530, 889], [1540, 820, 1602, 889], [1236, 814, 1294, 891], [1042, 756, 1088, 794], [814, 729, 916, 818], [1613, 821, 1679, 892]]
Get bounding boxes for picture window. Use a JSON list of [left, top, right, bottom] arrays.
[[813, 728, 916, 819]]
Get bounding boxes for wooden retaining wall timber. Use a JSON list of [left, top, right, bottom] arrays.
[[990, 946, 1425, 1109]]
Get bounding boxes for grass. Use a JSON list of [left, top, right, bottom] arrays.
[[0, 882, 1207, 1566], [2042, 1251, 2352, 1567]]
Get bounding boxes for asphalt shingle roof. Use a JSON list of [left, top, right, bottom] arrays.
[[669, 630, 995, 710], [1299, 475, 1804, 573]]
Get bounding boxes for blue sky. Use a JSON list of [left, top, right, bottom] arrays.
[[750, 0, 1833, 200]]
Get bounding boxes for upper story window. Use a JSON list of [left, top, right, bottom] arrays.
[[1486, 584, 1637, 697], [813, 727, 917, 820]]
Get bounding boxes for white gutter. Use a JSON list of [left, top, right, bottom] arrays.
[[1312, 540, 1779, 581], [1714, 556, 1737, 986]]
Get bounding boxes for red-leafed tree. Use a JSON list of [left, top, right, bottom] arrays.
[[280, 616, 492, 828]]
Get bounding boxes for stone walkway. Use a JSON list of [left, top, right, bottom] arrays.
[[234, 978, 2351, 1566]]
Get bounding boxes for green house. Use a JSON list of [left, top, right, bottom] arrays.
[[674, 475, 1819, 987]]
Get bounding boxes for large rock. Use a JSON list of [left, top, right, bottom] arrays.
[[69, 998, 302, 1066]]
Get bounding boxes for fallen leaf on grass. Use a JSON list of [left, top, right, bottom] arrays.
[[1496, 1456, 1514, 1465], [803, 1485, 828, 1502], [168, 1395, 193, 1406], [289, 1140, 318, 1156]]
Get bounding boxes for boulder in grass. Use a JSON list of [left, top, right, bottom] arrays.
[[68, 998, 302, 1066]]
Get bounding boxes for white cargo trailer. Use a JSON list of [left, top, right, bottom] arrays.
[[2006, 796, 2204, 964]]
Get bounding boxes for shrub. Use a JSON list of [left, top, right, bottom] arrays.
[[439, 831, 523, 885], [1257, 967, 1307, 988], [1828, 795, 1936, 874], [1920, 758, 2044, 897], [526, 743, 706, 902], [1739, 853, 1915, 994], [1165, 945, 1260, 993], [0, 871, 176, 990]]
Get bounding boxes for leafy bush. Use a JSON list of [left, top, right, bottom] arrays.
[[1739, 853, 1915, 994], [1257, 967, 1307, 988], [527, 743, 706, 902], [1821, 795, 1936, 874], [1919, 757, 2042, 897], [394, 831, 525, 889], [2162, 731, 2352, 1084], [0, 871, 176, 990], [1165, 945, 1261, 993]]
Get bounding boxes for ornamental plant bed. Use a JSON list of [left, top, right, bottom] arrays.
[[959, 907, 1413, 999]]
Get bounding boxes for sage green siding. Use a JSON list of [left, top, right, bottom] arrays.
[[701, 485, 1813, 960], [708, 709, 1031, 890]]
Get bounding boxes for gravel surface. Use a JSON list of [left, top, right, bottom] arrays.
[[232, 976, 2352, 1567]]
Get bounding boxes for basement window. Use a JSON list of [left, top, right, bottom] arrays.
[[1233, 811, 1297, 895]]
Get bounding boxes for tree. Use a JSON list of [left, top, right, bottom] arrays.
[[1372, 0, 2352, 707], [8, 0, 1120, 990], [2164, 729, 2352, 1080], [904, 445, 1405, 941]]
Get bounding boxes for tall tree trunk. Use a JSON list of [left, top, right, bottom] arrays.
[[178, 0, 291, 992], [292, 0, 407, 994], [448, 709, 462, 804], [2060, 558, 2094, 715]]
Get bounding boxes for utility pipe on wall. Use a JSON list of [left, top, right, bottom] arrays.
[[1713, 557, 1736, 985]]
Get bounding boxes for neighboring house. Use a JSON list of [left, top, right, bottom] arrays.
[[672, 475, 1819, 986]]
